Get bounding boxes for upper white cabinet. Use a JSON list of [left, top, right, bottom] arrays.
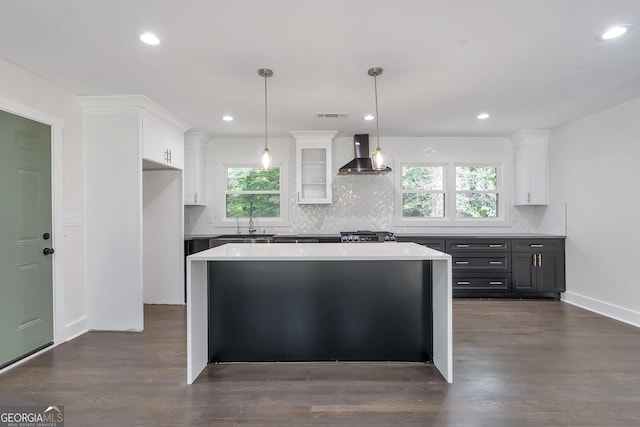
[[184, 131, 208, 205], [142, 113, 185, 169], [511, 130, 550, 205], [292, 131, 337, 204]]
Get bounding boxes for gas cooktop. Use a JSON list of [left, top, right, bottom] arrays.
[[339, 230, 396, 243]]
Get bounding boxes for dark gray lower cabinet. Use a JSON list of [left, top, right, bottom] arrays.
[[447, 238, 512, 297], [512, 251, 565, 297], [401, 235, 565, 299]]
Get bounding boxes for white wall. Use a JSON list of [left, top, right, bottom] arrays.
[[550, 97, 640, 326], [0, 57, 86, 340], [143, 169, 184, 304], [185, 135, 566, 236]]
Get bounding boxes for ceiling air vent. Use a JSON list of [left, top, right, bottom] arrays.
[[316, 113, 349, 118]]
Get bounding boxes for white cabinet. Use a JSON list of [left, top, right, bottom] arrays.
[[184, 131, 208, 205], [511, 130, 550, 205], [142, 114, 184, 169], [79, 95, 190, 331], [292, 131, 337, 204]]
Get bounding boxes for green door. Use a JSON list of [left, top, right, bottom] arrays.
[[0, 109, 54, 368]]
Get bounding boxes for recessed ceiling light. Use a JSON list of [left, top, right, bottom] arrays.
[[222, 115, 234, 122], [140, 32, 160, 45], [363, 114, 375, 121], [596, 24, 633, 41], [477, 113, 490, 120]]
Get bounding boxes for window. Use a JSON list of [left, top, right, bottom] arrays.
[[225, 167, 281, 218], [455, 165, 498, 218], [397, 163, 504, 225], [401, 165, 445, 218]]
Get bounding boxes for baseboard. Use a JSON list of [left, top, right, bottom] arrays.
[[562, 292, 640, 328], [63, 316, 88, 342]]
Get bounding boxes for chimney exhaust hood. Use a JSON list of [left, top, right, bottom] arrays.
[[338, 134, 392, 175]]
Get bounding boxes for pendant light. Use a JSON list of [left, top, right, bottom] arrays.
[[258, 68, 273, 170], [368, 67, 386, 170]]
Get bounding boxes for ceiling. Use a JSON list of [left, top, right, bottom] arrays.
[[1, 0, 639, 139]]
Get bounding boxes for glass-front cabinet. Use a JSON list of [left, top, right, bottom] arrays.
[[292, 131, 336, 204]]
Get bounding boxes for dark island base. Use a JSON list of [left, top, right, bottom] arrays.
[[208, 260, 433, 363]]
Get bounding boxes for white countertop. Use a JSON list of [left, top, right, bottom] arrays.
[[188, 242, 450, 261]]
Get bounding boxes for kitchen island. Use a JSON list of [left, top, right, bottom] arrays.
[[186, 242, 452, 383]]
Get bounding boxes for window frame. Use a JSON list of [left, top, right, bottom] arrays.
[[215, 162, 289, 228]]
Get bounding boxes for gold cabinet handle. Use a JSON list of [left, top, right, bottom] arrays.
[[455, 261, 470, 265], [489, 281, 503, 285], [530, 244, 544, 248], [489, 261, 503, 265], [533, 254, 537, 267], [456, 281, 470, 285], [537, 254, 542, 267], [456, 244, 469, 248], [488, 244, 503, 248]]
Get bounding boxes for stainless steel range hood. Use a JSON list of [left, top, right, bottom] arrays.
[[337, 134, 392, 175]]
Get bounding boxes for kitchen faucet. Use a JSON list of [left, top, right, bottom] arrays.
[[248, 200, 257, 235]]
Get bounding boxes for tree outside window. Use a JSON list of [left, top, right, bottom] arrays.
[[401, 165, 445, 218], [226, 167, 281, 218], [455, 165, 498, 218]]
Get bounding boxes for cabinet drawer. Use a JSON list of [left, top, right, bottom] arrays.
[[453, 274, 511, 290], [512, 238, 564, 252], [452, 254, 511, 271], [446, 239, 510, 252]]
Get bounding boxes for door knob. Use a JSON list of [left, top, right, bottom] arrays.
[[43, 247, 55, 255]]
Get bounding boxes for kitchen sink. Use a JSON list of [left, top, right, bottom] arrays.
[[216, 234, 275, 239], [210, 234, 275, 245]]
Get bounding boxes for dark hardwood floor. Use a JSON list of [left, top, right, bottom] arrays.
[[1, 300, 639, 426]]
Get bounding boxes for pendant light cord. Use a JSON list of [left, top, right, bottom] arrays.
[[374, 73, 380, 150], [264, 74, 268, 150]]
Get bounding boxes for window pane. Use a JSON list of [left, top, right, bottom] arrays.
[[227, 167, 280, 191], [226, 194, 281, 218], [402, 166, 443, 191], [402, 193, 444, 217], [456, 193, 498, 218], [456, 166, 497, 191]]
